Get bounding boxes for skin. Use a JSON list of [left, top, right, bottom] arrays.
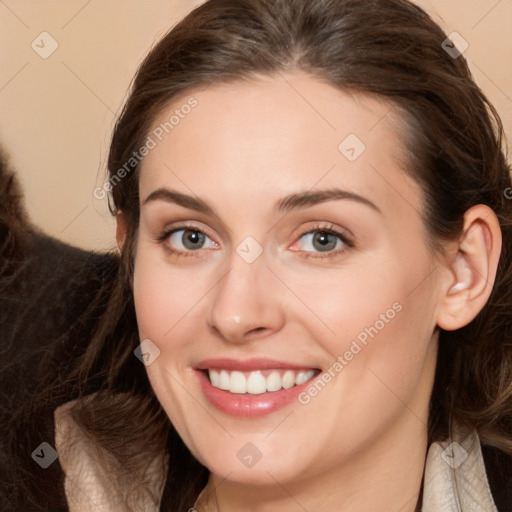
[[116, 72, 501, 512]]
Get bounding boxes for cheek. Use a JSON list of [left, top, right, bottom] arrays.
[[132, 244, 211, 345], [290, 246, 439, 395], [283, 250, 434, 350], [131, 244, 211, 444], [289, 264, 438, 460]]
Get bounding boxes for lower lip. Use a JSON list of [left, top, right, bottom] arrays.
[[196, 370, 318, 418]]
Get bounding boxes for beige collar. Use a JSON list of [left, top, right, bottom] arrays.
[[422, 427, 498, 512], [55, 402, 498, 511], [54, 400, 166, 511]]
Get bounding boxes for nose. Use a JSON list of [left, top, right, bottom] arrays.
[[206, 253, 286, 344]]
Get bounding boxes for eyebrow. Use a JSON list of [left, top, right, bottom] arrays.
[[142, 188, 214, 213], [277, 189, 381, 214], [142, 187, 381, 214]]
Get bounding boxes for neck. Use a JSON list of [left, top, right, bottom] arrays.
[[197, 410, 427, 512], [196, 331, 438, 512]]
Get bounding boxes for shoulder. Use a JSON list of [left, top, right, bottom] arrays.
[[54, 397, 167, 512], [423, 428, 509, 512]]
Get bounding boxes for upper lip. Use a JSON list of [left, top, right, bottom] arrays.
[[196, 358, 317, 371]]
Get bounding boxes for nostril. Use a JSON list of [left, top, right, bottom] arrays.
[[247, 326, 267, 336]]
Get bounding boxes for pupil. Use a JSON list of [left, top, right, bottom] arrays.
[[313, 231, 336, 252], [183, 230, 204, 250]]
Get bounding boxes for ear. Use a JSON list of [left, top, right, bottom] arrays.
[[436, 204, 502, 331], [115, 211, 128, 251], [115, 211, 135, 289]]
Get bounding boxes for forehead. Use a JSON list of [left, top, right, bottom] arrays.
[[138, 72, 420, 218]]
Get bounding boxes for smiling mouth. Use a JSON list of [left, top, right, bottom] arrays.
[[205, 368, 320, 394]]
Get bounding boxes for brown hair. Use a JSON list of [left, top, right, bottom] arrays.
[[68, 0, 512, 509], [0, 150, 120, 510]]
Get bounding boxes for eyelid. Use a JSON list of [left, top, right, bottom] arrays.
[[157, 221, 355, 259], [288, 223, 355, 259], [291, 222, 354, 244], [159, 220, 217, 240], [157, 222, 219, 256]]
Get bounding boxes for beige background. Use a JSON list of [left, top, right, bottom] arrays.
[[1, 0, 511, 251]]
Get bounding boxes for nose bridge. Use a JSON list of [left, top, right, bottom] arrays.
[[207, 247, 284, 342]]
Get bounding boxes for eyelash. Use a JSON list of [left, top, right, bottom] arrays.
[[290, 223, 354, 259], [157, 223, 354, 260], [157, 223, 216, 259]]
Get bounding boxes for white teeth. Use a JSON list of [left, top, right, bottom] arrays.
[[246, 371, 267, 394], [295, 370, 307, 385], [295, 369, 315, 385], [219, 370, 230, 390], [266, 371, 282, 392], [207, 368, 317, 394], [209, 369, 220, 387], [305, 369, 315, 381], [230, 371, 247, 393], [282, 370, 295, 389]]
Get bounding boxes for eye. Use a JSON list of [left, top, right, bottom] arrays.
[[290, 225, 354, 258], [163, 227, 218, 254], [300, 231, 341, 252]]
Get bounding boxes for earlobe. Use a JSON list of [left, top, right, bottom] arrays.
[[437, 205, 502, 331], [115, 212, 128, 251]]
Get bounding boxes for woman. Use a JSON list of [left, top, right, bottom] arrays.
[[8, 0, 512, 510]]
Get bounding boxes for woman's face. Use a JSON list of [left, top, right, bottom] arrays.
[[132, 73, 443, 487]]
